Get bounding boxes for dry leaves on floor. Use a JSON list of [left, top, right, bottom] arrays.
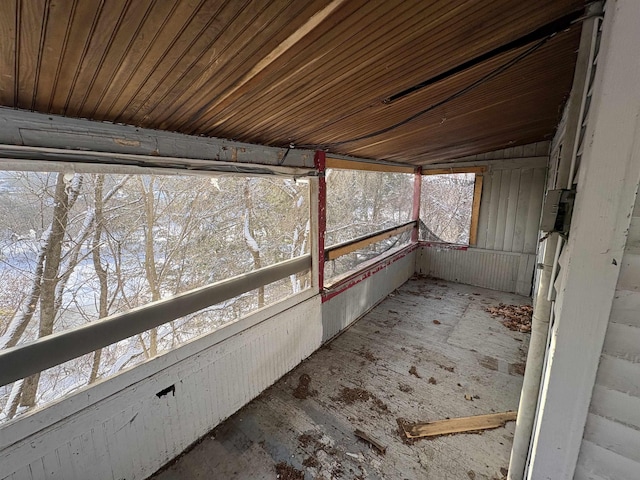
[[485, 303, 533, 333]]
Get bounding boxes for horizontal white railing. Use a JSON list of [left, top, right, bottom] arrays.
[[0, 255, 311, 387]]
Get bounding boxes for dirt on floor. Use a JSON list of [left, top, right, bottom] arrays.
[[293, 373, 317, 399], [333, 386, 371, 404], [275, 462, 304, 480]]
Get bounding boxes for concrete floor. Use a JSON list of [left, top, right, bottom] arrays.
[[151, 276, 530, 480]]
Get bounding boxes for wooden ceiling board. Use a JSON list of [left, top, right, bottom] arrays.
[[0, 0, 17, 107], [149, 0, 344, 131], [313, 29, 580, 161], [192, 0, 582, 140], [200, 0, 563, 139], [0, 0, 586, 165]]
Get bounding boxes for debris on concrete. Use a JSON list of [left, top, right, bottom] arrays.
[[359, 348, 377, 362], [293, 373, 317, 399], [398, 383, 414, 393], [409, 366, 421, 378], [439, 363, 455, 373], [302, 456, 319, 468], [485, 303, 533, 333], [275, 461, 304, 480], [428, 377, 437, 385], [334, 386, 370, 404], [354, 429, 387, 454], [433, 319, 441, 325], [371, 397, 389, 414], [401, 411, 518, 439], [464, 394, 474, 401]]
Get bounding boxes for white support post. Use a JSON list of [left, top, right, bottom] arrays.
[[526, 1, 640, 478]]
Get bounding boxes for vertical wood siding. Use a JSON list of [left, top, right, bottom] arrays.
[[418, 155, 547, 296], [416, 247, 535, 296], [475, 165, 547, 254], [322, 251, 416, 341], [575, 193, 640, 480]]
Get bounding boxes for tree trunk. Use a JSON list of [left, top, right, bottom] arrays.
[[89, 175, 108, 383], [243, 180, 264, 307], [21, 174, 76, 408], [139, 177, 160, 357]]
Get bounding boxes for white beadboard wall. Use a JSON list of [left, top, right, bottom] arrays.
[[475, 162, 547, 254], [574, 193, 640, 480], [0, 293, 322, 480], [322, 249, 416, 341], [416, 247, 536, 296], [417, 156, 547, 296], [0, 250, 415, 480]]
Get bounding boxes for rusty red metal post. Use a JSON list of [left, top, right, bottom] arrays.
[[411, 168, 422, 242], [314, 150, 327, 292]]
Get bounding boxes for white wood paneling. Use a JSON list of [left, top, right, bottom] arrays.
[[588, 385, 640, 431], [321, 249, 416, 341], [0, 295, 323, 480], [582, 413, 640, 464], [602, 322, 640, 362], [576, 441, 640, 480], [527, 1, 640, 477], [575, 135, 640, 479], [476, 165, 546, 254], [416, 246, 535, 296]]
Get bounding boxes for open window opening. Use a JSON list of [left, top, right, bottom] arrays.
[[324, 166, 415, 283], [0, 168, 310, 422], [419, 169, 483, 245]]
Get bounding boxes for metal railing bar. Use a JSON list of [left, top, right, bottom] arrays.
[[0, 255, 311, 387]]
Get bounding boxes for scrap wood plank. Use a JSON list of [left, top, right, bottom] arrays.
[[402, 411, 517, 439], [354, 429, 387, 454]]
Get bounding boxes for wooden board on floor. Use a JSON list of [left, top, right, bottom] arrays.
[[403, 411, 518, 439]]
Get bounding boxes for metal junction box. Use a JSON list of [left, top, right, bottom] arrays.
[[540, 189, 576, 234]]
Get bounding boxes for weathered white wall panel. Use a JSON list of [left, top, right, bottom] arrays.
[[322, 249, 416, 341], [476, 165, 547, 254], [419, 154, 546, 297], [416, 246, 535, 296], [575, 190, 640, 478], [0, 295, 323, 480]]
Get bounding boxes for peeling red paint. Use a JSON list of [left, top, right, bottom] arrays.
[[322, 243, 418, 303]]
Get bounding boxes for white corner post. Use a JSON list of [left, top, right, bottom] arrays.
[[507, 4, 602, 479], [526, 1, 640, 478]]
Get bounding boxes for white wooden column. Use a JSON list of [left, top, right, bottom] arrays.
[[526, 1, 640, 478]]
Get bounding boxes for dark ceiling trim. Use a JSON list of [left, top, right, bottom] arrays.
[[383, 7, 586, 104]]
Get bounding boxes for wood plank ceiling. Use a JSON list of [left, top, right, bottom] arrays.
[[0, 0, 585, 165]]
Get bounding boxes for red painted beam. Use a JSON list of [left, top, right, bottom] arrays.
[[314, 150, 327, 292], [321, 243, 418, 303], [411, 168, 422, 242]]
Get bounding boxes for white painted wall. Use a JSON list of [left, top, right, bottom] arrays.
[[417, 157, 547, 296], [574, 193, 640, 480], [0, 292, 322, 480], [0, 248, 416, 480], [416, 246, 535, 296], [475, 163, 547, 255], [526, 1, 640, 477]]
